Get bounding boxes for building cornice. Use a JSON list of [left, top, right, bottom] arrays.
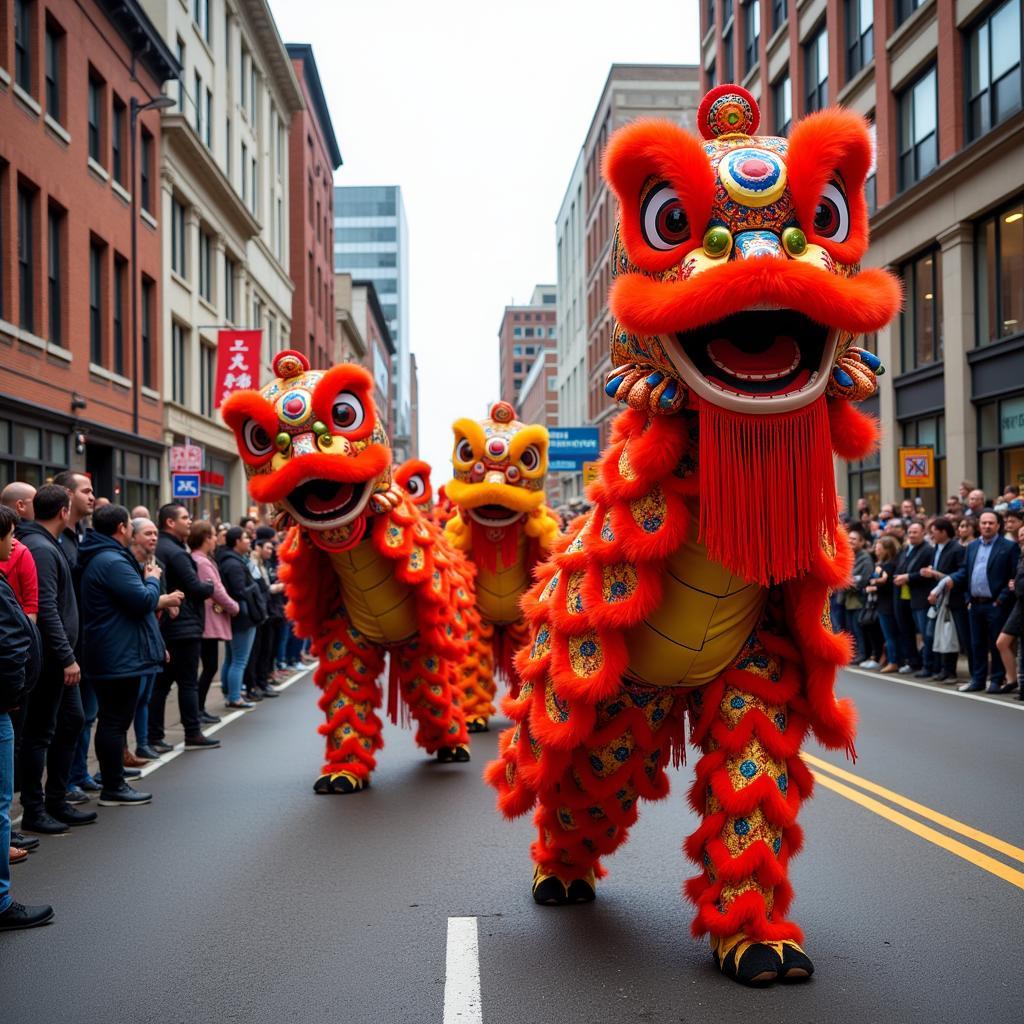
[[285, 43, 342, 169], [163, 114, 261, 240], [96, 0, 181, 83], [237, 0, 304, 115]]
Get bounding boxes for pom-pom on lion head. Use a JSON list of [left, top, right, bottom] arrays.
[[221, 350, 392, 551]]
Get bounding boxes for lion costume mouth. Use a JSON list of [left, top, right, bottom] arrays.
[[283, 478, 373, 529], [466, 504, 523, 528], [666, 308, 836, 412]]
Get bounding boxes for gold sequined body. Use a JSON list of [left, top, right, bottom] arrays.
[[475, 529, 531, 626], [625, 506, 767, 688], [328, 539, 418, 647]]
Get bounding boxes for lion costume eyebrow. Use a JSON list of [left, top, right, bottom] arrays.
[[310, 365, 376, 441], [451, 418, 488, 462]]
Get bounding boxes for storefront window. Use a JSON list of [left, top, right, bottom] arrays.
[[977, 394, 1024, 493], [116, 449, 160, 513], [0, 419, 70, 487], [976, 195, 1024, 345], [848, 448, 881, 512], [901, 414, 946, 512]]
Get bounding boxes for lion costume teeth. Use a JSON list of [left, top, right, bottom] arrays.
[[484, 85, 900, 986]]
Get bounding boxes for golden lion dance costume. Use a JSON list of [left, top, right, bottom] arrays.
[[443, 402, 561, 732], [485, 86, 898, 986], [223, 351, 473, 795]]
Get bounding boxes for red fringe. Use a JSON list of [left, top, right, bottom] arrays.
[[469, 520, 520, 573], [698, 397, 837, 587]]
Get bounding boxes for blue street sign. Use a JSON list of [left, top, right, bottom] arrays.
[[172, 473, 201, 499], [547, 427, 600, 468]]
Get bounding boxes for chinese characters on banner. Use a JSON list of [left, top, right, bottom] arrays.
[[214, 329, 262, 408]]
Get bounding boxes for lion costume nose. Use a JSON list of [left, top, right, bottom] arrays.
[[731, 230, 784, 261], [485, 470, 505, 486]]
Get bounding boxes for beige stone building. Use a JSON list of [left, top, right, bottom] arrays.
[[141, 0, 303, 521]]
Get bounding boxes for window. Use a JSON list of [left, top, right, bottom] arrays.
[[707, 59, 717, 88], [17, 184, 35, 333], [198, 228, 212, 302], [900, 249, 943, 370], [744, 1, 760, 75], [140, 129, 153, 213], [707, 0, 716, 28], [45, 20, 62, 121], [89, 240, 104, 364], [240, 47, 249, 111], [846, 0, 874, 79], [864, 121, 878, 214], [48, 205, 63, 345], [251, 157, 258, 214], [200, 343, 215, 418], [225, 117, 232, 177], [176, 38, 185, 112], [193, 0, 210, 42], [771, 0, 786, 32], [171, 198, 186, 276], [204, 89, 212, 147], [977, 395, 1024, 496], [898, 66, 938, 190], [805, 24, 828, 112], [847, 448, 881, 512], [723, 24, 734, 83], [772, 74, 792, 134], [171, 323, 187, 404], [14, 0, 32, 94], [513, 361, 523, 373], [241, 142, 248, 200], [976, 196, 1024, 345], [895, 0, 927, 28], [113, 256, 126, 376], [334, 226, 398, 243], [111, 97, 126, 185], [141, 276, 154, 388], [0, 423, 69, 487], [88, 71, 103, 163], [194, 70, 203, 137], [966, 0, 1023, 142], [513, 326, 523, 337], [224, 253, 236, 322]]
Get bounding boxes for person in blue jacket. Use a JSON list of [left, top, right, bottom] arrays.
[[78, 505, 182, 806]]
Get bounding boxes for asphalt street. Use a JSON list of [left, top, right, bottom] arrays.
[[3, 666, 1021, 1024]]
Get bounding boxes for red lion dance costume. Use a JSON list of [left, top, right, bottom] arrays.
[[443, 402, 561, 731], [485, 86, 899, 986], [223, 351, 474, 795]]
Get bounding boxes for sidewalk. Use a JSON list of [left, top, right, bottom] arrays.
[[12, 664, 313, 826]]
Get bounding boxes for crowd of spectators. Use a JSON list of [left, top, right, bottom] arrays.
[[0, 476, 305, 932], [836, 482, 1024, 700]]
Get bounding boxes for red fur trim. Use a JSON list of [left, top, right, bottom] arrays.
[[610, 259, 902, 337], [829, 398, 880, 462], [220, 390, 281, 468], [602, 119, 716, 274], [787, 106, 874, 265], [247, 445, 391, 503]]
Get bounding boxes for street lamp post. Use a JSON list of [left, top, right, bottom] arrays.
[[130, 95, 176, 436]]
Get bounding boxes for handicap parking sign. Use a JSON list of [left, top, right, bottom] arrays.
[[172, 473, 201, 499]]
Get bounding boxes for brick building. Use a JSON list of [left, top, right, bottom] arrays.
[[581, 65, 702, 450], [497, 284, 557, 411], [701, 0, 1023, 508], [0, 0, 178, 506], [517, 344, 559, 429], [286, 42, 341, 370]]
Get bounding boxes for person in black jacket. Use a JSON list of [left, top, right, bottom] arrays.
[[79, 505, 183, 804], [148, 503, 219, 751], [0, 504, 52, 931], [919, 517, 969, 682], [214, 528, 262, 709], [994, 524, 1024, 698], [892, 522, 934, 676], [15, 485, 95, 835]]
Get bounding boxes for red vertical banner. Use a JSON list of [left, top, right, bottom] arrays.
[[214, 329, 262, 408]]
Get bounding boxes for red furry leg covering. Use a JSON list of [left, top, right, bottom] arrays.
[[315, 619, 387, 782], [394, 640, 470, 753], [531, 685, 685, 880], [458, 620, 497, 726], [684, 630, 814, 943]]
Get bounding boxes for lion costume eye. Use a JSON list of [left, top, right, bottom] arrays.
[[640, 182, 690, 251], [242, 419, 274, 459], [520, 445, 541, 472], [331, 392, 365, 432], [406, 475, 425, 497], [455, 439, 475, 465], [812, 181, 850, 243]]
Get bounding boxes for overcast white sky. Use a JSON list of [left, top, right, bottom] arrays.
[[269, 0, 701, 478]]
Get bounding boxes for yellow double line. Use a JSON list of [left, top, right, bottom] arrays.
[[803, 752, 1024, 891]]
